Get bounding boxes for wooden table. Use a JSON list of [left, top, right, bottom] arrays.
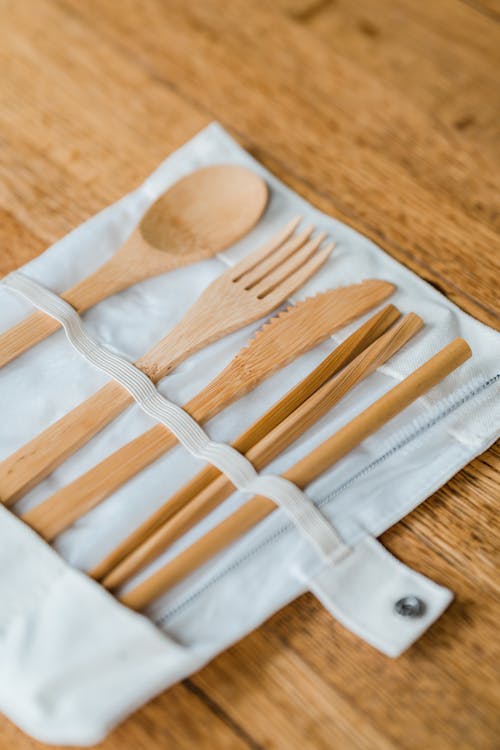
[[1, 1, 499, 748]]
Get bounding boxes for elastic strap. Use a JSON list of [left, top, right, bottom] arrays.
[[2, 272, 349, 562]]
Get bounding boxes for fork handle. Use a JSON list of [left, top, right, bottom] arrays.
[[0, 381, 133, 506], [134, 288, 236, 381]]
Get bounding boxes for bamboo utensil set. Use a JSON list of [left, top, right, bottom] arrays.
[[0, 166, 472, 614], [0, 217, 334, 504], [22, 280, 393, 539]]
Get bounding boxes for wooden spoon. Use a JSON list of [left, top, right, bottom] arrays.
[[0, 165, 268, 367]]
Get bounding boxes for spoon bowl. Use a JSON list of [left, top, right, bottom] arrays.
[[139, 164, 268, 262]]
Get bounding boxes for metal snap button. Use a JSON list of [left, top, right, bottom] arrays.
[[394, 595, 425, 618]]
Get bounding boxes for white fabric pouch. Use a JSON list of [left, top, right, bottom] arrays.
[[0, 123, 498, 745]]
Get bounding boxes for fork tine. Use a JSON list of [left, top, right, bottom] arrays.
[[252, 233, 328, 298], [241, 226, 314, 289], [231, 216, 301, 282], [259, 243, 334, 306]]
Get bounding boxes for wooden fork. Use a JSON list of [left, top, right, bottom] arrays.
[[99, 309, 423, 589], [0, 218, 332, 504], [120, 338, 472, 611]]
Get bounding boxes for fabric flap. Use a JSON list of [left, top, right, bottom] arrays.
[[0, 507, 204, 746], [301, 534, 453, 657]]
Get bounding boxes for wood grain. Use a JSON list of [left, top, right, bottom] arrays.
[[0, 0, 498, 748]]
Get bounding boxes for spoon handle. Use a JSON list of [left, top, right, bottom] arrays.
[[0, 311, 62, 368], [0, 234, 160, 368]]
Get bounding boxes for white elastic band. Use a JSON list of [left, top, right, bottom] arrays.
[[2, 272, 349, 562]]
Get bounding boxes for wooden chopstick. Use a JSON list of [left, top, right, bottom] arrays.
[[119, 338, 471, 611], [90, 304, 401, 582], [102, 312, 422, 590]]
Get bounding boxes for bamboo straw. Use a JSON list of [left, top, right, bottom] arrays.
[[91, 304, 400, 582], [103, 312, 422, 589], [119, 337, 471, 612]]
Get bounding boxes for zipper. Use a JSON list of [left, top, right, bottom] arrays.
[[154, 372, 499, 626]]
